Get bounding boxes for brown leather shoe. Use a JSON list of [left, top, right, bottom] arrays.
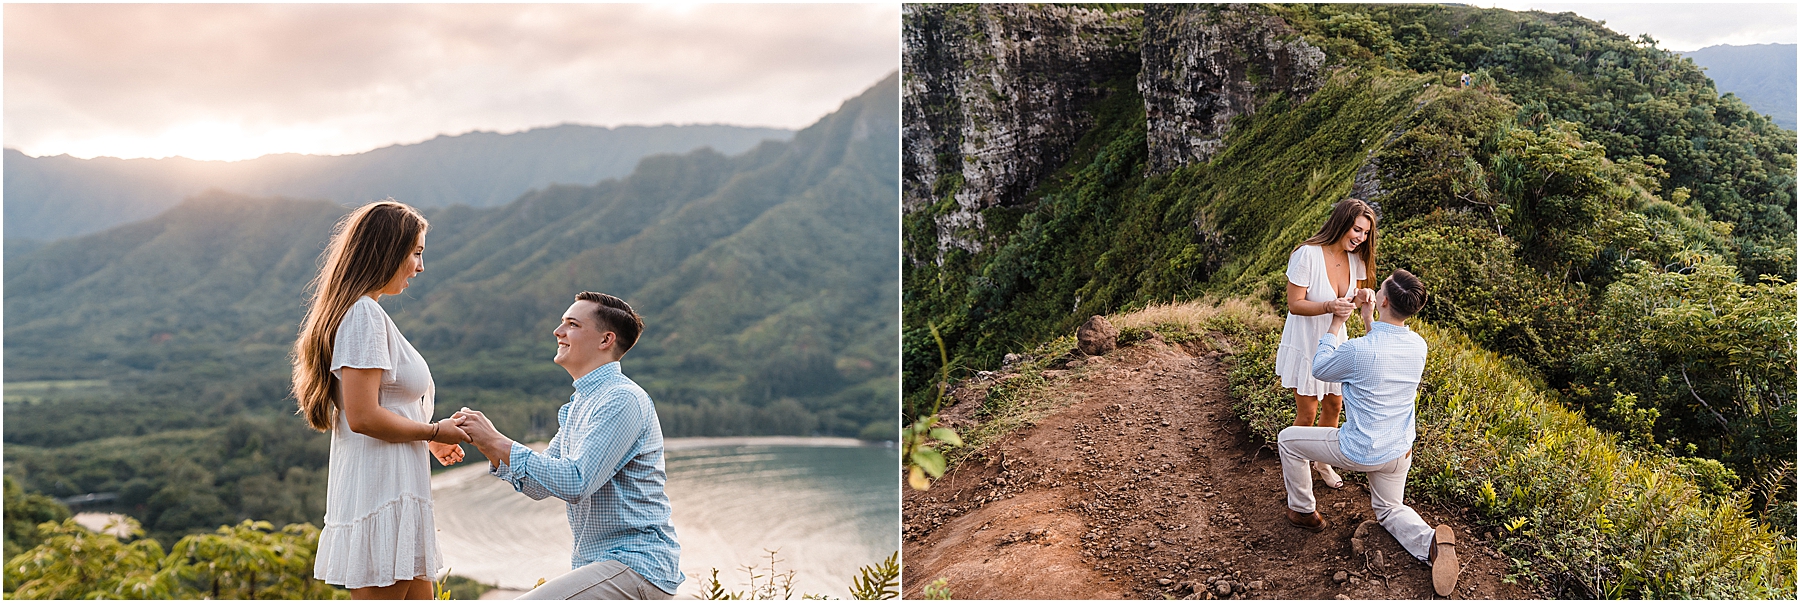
[[1285, 509, 1328, 533], [1427, 524, 1458, 596]]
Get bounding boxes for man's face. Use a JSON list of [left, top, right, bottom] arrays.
[[553, 300, 614, 370]]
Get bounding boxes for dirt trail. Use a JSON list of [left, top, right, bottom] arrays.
[[902, 337, 1540, 600]]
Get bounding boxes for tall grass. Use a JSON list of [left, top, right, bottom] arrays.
[[1224, 305, 1795, 598]]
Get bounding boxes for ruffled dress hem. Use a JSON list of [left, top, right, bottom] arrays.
[[314, 492, 442, 589]]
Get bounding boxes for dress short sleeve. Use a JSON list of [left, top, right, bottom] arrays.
[[1352, 252, 1367, 284], [331, 298, 393, 377], [1285, 246, 1312, 287]]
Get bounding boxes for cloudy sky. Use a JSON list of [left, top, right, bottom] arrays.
[[1485, 1, 1794, 51], [6, 3, 1786, 161], [5, 4, 899, 161]]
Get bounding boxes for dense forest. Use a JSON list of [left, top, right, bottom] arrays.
[[901, 4, 1791, 597], [3, 74, 898, 547]]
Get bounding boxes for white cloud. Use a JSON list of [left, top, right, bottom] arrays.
[[1483, 2, 1796, 51], [4, 4, 900, 160]]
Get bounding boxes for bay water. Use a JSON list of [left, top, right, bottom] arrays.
[[431, 437, 899, 599]]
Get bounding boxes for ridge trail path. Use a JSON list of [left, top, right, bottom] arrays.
[[902, 337, 1538, 599]]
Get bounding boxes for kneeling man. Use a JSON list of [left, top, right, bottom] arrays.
[[455, 292, 682, 599], [1278, 269, 1458, 595]]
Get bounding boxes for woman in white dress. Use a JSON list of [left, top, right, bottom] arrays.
[[291, 200, 469, 599], [1274, 198, 1378, 490]]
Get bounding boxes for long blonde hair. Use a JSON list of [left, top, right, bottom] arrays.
[[292, 200, 428, 432], [1300, 198, 1379, 290]]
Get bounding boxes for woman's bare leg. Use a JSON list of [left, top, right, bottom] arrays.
[[1294, 393, 1320, 427], [1319, 394, 1344, 428], [406, 577, 434, 600], [351, 579, 429, 600]]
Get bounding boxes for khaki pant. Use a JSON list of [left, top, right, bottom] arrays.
[[1277, 426, 1435, 563], [517, 560, 674, 600]]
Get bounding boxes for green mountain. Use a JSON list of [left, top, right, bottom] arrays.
[[1683, 43, 1797, 130], [4, 123, 793, 241], [903, 4, 1790, 597], [3, 74, 897, 542]]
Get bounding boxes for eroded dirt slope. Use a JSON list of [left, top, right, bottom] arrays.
[[902, 337, 1541, 600]]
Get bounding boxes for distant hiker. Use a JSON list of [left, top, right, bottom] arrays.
[[292, 199, 471, 599], [453, 292, 682, 600], [1275, 198, 1379, 490], [1277, 269, 1459, 596]]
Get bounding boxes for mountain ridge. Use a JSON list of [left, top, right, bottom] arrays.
[[1681, 43, 1796, 130], [4, 123, 794, 241]]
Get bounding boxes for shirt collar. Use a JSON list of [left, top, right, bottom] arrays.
[[1370, 321, 1411, 335], [572, 361, 622, 392]]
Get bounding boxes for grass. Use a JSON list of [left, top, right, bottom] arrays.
[[1222, 302, 1796, 598], [942, 299, 1281, 471]]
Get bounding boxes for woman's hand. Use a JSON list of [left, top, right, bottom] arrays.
[[428, 441, 465, 466], [1354, 288, 1375, 306], [431, 418, 469, 444], [1328, 296, 1356, 317]]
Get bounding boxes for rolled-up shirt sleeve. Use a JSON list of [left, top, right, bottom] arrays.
[[491, 441, 558, 501], [493, 393, 644, 504], [1312, 331, 1357, 383]]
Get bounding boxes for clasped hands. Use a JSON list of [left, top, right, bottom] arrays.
[[1326, 287, 1377, 318], [427, 408, 504, 467]]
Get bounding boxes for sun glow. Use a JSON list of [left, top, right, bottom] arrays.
[[23, 121, 358, 161]]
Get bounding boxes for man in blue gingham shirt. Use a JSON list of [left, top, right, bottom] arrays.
[[455, 292, 682, 599], [1275, 270, 1461, 597]]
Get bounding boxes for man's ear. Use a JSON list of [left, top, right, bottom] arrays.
[[597, 331, 617, 351]]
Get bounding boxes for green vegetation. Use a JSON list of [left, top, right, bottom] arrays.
[[3, 478, 69, 562], [697, 550, 900, 600], [5, 76, 898, 541], [902, 4, 1793, 597], [4, 516, 345, 599], [1229, 313, 1793, 598]]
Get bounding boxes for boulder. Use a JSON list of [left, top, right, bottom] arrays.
[[1077, 315, 1119, 355]]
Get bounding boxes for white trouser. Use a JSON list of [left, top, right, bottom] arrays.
[[1278, 426, 1435, 562], [516, 560, 674, 600]]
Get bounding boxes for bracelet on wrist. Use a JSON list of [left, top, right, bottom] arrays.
[[431, 422, 440, 441]]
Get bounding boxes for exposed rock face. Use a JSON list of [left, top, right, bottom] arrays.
[[903, 4, 1142, 256], [1076, 315, 1119, 356], [1138, 4, 1326, 174], [904, 4, 1328, 260]]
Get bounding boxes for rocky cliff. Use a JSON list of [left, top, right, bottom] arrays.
[[903, 4, 1327, 257], [903, 4, 1142, 255], [1139, 4, 1324, 174]]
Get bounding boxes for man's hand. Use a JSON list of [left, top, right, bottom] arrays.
[[1353, 287, 1375, 307], [453, 407, 513, 467], [428, 441, 465, 466]]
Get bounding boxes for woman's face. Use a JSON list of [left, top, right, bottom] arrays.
[[379, 231, 425, 296], [1338, 215, 1372, 252]]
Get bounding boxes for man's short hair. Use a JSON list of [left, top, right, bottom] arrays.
[[1382, 269, 1427, 319], [575, 291, 644, 353]]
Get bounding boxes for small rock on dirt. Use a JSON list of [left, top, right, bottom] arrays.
[[1333, 571, 1348, 583], [1077, 315, 1119, 356], [1214, 582, 1233, 596], [1247, 581, 1263, 591], [1158, 578, 1173, 586]]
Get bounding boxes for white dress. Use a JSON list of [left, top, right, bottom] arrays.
[[1275, 244, 1366, 397], [314, 296, 442, 589]]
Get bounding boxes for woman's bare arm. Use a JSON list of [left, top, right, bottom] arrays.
[[1288, 282, 1351, 317], [339, 367, 467, 444]]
